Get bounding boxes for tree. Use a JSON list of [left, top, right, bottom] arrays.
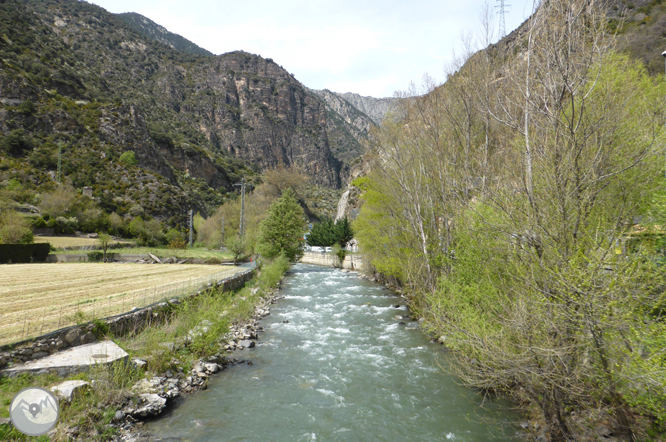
[[257, 188, 306, 261], [335, 216, 354, 248], [97, 233, 111, 262], [306, 217, 337, 247], [225, 235, 245, 265]]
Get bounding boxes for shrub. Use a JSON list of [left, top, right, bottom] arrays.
[[119, 151, 138, 166], [0, 210, 33, 244], [40, 185, 78, 218]]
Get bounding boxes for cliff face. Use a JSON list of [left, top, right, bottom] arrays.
[[336, 92, 398, 125], [0, 0, 345, 224]]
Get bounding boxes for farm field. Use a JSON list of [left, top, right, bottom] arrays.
[[0, 263, 246, 346], [33, 236, 132, 248], [55, 246, 234, 260]]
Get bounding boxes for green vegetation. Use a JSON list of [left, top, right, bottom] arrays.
[[0, 210, 33, 244], [306, 216, 354, 247], [257, 188, 307, 261], [353, 1, 666, 440]]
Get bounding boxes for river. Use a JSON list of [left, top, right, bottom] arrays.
[[144, 264, 521, 441]]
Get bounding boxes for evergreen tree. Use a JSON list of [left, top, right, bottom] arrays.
[[335, 216, 354, 247], [306, 217, 337, 247], [257, 188, 307, 261]]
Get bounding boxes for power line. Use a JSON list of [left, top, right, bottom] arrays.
[[496, 0, 511, 39]]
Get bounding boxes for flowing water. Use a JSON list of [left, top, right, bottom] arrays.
[[145, 264, 521, 441]]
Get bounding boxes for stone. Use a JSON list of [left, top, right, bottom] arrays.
[[0, 417, 11, 425], [595, 424, 612, 437], [131, 358, 147, 370], [128, 394, 167, 417], [50, 380, 90, 402], [394, 315, 403, 320], [31, 351, 49, 360], [203, 363, 219, 373], [196, 371, 208, 378], [238, 340, 255, 349], [80, 332, 97, 345], [112, 410, 125, 423], [0, 355, 6, 366], [64, 328, 81, 345]]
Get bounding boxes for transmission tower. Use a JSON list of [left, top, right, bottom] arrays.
[[496, 0, 511, 39]]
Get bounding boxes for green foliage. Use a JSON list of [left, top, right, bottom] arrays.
[[129, 216, 165, 246], [225, 235, 246, 264], [306, 216, 354, 247], [306, 217, 337, 246], [332, 244, 346, 267], [1, 130, 32, 157], [0, 210, 33, 244], [257, 188, 307, 261], [118, 150, 138, 166]]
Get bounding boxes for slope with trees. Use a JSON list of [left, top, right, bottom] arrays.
[[353, 0, 666, 439]]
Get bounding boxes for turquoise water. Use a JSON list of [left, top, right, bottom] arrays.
[[144, 264, 520, 441]]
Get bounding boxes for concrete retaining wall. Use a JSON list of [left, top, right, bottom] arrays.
[[0, 266, 255, 372], [300, 251, 364, 270]]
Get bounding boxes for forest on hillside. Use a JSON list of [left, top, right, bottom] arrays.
[[353, 0, 666, 440]]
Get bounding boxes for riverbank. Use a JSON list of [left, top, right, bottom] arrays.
[[142, 264, 520, 441], [0, 256, 290, 441]]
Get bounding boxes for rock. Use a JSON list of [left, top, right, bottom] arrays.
[[595, 424, 612, 437], [394, 315, 403, 320], [112, 410, 125, 422], [80, 332, 97, 345], [31, 351, 49, 359], [149, 253, 162, 264], [238, 340, 255, 349], [64, 328, 81, 344], [0, 417, 11, 425], [50, 380, 90, 402], [0, 355, 6, 366], [203, 363, 219, 373], [132, 358, 147, 370], [438, 336, 447, 344], [128, 394, 167, 417], [196, 371, 208, 378], [393, 304, 401, 308]]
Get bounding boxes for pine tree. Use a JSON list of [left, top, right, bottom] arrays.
[[257, 188, 307, 261]]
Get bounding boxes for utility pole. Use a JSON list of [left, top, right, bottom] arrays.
[[496, 0, 510, 39], [221, 217, 225, 247], [234, 178, 246, 240], [57, 142, 62, 183], [188, 209, 194, 248], [662, 51, 666, 182]]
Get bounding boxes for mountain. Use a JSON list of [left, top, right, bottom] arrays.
[[0, 0, 349, 226], [117, 12, 214, 57], [335, 92, 397, 125], [307, 89, 375, 181]]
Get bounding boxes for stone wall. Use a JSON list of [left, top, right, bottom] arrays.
[[0, 267, 255, 372]]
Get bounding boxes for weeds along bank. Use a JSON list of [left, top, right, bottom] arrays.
[[0, 256, 290, 442]]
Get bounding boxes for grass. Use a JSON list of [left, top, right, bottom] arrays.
[[0, 256, 290, 441], [33, 236, 132, 248], [0, 263, 246, 346]]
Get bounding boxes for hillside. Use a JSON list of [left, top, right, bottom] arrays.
[[0, 0, 354, 228], [117, 12, 214, 57]]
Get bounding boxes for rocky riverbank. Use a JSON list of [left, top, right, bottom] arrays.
[[109, 287, 284, 441]]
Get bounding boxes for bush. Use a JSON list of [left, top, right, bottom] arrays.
[[119, 151, 138, 166], [0, 210, 33, 244], [87, 250, 104, 262], [40, 185, 78, 218]]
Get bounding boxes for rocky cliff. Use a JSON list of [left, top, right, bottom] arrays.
[[0, 0, 347, 225], [336, 92, 398, 125]]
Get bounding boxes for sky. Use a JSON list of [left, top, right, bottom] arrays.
[[86, 0, 533, 98]]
